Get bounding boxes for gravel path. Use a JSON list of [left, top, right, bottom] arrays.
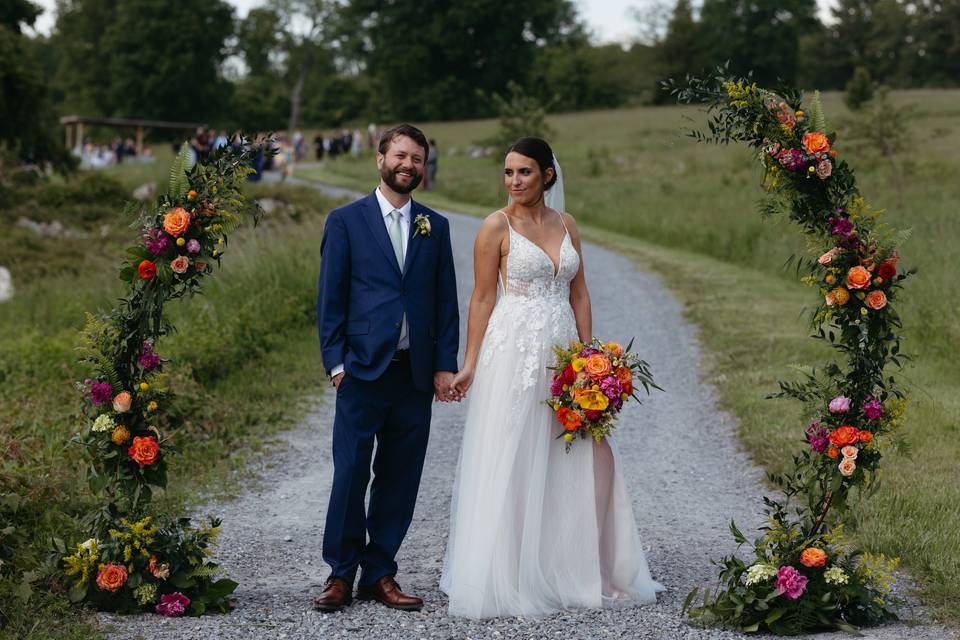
[[100, 178, 953, 640]]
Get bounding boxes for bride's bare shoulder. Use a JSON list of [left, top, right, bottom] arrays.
[[478, 209, 510, 235]]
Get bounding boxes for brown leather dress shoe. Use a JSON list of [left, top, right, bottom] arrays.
[[312, 577, 353, 612], [355, 575, 423, 611]]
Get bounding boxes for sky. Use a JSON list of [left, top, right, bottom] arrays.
[[28, 0, 839, 44]]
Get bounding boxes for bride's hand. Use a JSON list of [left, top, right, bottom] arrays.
[[451, 368, 475, 399]]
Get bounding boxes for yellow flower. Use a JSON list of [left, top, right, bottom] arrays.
[[563, 433, 575, 443], [571, 358, 586, 372], [860, 307, 868, 316], [176, 237, 186, 247], [139, 382, 149, 392], [574, 388, 610, 411], [825, 274, 835, 284], [795, 110, 805, 118], [147, 401, 158, 411], [111, 425, 131, 445]]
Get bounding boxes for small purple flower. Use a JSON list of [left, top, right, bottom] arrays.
[[600, 376, 623, 401], [805, 422, 829, 454], [828, 395, 850, 414], [146, 234, 172, 256], [155, 591, 190, 617], [829, 216, 854, 238], [775, 566, 808, 600], [86, 379, 113, 406], [138, 340, 161, 371], [862, 396, 885, 420], [778, 148, 806, 171], [580, 347, 599, 357], [187, 239, 201, 254]]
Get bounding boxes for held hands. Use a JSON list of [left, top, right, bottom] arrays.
[[433, 371, 461, 402], [450, 368, 474, 400]]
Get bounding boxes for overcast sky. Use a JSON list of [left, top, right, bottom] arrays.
[[28, 0, 838, 44]]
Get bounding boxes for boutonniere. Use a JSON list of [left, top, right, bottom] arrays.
[[414, 213, 432, 237]]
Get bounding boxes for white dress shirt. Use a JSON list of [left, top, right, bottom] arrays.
[[331, 188, 412, 379]]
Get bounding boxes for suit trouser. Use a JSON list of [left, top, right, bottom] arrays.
[[322, 358, 433, 587]]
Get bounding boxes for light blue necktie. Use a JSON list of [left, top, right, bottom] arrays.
[[387, 210, 408, 347]]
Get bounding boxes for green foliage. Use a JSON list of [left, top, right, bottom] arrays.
[[844, 67, 876, 112], [480, 81, 556, 155], [168, 142, 194, 199]]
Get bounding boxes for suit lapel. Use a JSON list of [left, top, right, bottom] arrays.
[[402, 201, 426, 277], [360, 191, 402, 277]]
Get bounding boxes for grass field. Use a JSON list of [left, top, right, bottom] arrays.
[[297, 90, 960, 622]]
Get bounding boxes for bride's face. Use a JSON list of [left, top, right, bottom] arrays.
[[504, 152, 553, 206]]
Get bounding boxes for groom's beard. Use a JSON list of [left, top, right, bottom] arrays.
[[381, 165, 422, 194]]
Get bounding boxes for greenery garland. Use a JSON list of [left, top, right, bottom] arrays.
[[666, 72, 912, 635], [55, 142, 266, 615]]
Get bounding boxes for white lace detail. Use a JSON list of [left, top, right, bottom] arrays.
[[479, 213, 580, 390]]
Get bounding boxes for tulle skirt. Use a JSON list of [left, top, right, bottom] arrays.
[[439, 299, 664, 618]]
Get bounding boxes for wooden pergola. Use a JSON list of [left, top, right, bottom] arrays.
[[60, 116, 207, 155]]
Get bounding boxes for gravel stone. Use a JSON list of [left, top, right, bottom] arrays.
[[99, 179, 954, 640]]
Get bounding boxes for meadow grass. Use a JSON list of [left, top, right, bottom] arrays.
[[297, 90, 960, 622], [0, 180, 338, 639]]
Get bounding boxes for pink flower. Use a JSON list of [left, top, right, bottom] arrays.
[[145, 230, 172, 256], [863, 396, 884, 420], [599, 376, 623, 401], [775, 565, 808, 600], [778, 148, 806, 171], [155, 592, 190, 616], [816, 159, 833, 179], [86, 380, 113, 406], [550, 378, 563, 397], [112, 391, 132, 413], [805, 422, 829, 454], [818, 248, 839, 265], [828, 396, 850, 414], [186, 239, 201, 254], [171, 255, 190, 274], [139, 340, 161, 371]]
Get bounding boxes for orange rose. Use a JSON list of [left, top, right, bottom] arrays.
[[556, 407, 582, 431], [163, 208, 191, 237], [828, 425, 859, 448], [827, 446, 839, 459], [846, 266, 871, 290], [584, 354, 612, 380], [621, 379, 634, 396], [615, 367, 632, 385], [858, 430, 874, 443], [864, 290, 887, 310], [128, 435, 160, 466], [802, 131, 830, 154], [96, 563, 128, 592], [800, 547, 828, 568]]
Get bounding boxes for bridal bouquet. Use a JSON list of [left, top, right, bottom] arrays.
[[547, 338, 659, 451]]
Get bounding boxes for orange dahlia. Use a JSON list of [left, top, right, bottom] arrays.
[[800, 547, 828, 568]]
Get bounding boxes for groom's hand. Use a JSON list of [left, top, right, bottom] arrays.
[[332, 372, 345, 389], [433, 371, 459, 402]]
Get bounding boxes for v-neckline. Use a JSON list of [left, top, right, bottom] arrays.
[[509, 225, 568, 279]]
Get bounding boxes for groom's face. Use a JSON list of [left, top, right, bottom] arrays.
[[377, 135, 425, 194]]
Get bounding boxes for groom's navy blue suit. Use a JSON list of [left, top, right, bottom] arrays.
[[316, 190, 459, 588]]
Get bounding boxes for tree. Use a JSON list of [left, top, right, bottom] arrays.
[[844, 66, 875, 110], [651, 0, 706, 103], [0, 0, 73, 169], [336, 0, 584, 121], [698, 0, 820, 87]]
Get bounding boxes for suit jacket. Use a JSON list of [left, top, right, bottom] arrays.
[[316, 190, 459, 393]]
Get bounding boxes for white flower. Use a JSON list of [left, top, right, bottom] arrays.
[[92, 414, 116, 432], [745, 563, 778, 586], [824, 566, 849, 585], [414, 213, 431, 236], [79, 538, 98, 551]]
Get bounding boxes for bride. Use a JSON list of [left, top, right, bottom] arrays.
[[440, 137, 664, 618]]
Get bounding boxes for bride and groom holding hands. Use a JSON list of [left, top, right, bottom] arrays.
[[314, 123, 664, 618]]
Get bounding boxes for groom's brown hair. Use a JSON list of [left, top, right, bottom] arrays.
[[378, 124, 430, 160]]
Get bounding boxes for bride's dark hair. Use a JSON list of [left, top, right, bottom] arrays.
[[506, 137, 557, 189]]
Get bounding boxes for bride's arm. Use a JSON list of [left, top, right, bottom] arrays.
[[452, 214, 507, 395], [565, 213, 592, 342]]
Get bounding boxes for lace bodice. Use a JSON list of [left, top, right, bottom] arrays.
[[479, 211, 581, 389]]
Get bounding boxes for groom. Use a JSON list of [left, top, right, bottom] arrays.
[[314, 124, 460, 612]]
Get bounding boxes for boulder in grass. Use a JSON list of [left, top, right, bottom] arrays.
[[133, 182, 157, 201], [0, 266, 13, 302]]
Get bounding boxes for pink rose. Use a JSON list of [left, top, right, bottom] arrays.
[[816, 159, 833, 179], [112, 391, 132, 413], [171, 255, 190, 274], [155, 591, 190, 616], [840, 445, 858, 460], [818, 248, 839, 265], [838, 458, 857, 476], [828, 396, 850, 414], [775, 565, 808, 600]]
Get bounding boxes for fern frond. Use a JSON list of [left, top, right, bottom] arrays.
[[809, 90, 828, 133], [168, 143, 194, 199]]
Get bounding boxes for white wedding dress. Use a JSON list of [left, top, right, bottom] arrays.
[[440, 211, 664, 618]]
